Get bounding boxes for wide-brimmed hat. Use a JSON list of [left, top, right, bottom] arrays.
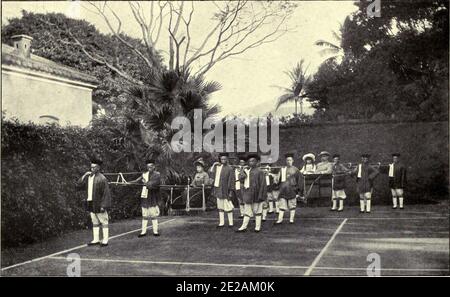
[[318, 151, 331, 157], [302, 153, 316, 162], [194, 160, 206, 168]]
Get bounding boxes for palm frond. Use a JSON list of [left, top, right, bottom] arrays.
[[314, 40, 341, 50], [275, 93, 297, 110]]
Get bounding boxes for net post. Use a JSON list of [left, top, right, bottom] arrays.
[[186, 184, 190, 212], [202, 184, 206, 212]]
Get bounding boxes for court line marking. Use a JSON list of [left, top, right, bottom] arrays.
[[45, 256, 449, 272], [184, 217, 448, 221], [304, 218, 348, 276], [1, 218, 177, 272]]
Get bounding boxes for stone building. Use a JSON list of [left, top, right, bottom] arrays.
[[1, 35, 98, 126]]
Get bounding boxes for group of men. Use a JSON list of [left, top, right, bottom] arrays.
[[205, 151, 407, 232], [77, 158, 162, 247], [76, 151, 407, 245]]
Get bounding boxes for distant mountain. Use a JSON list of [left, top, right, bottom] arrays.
[[234, 100, 315, 118]]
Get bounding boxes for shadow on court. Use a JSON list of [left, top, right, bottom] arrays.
[[2, 202, 448, 276]]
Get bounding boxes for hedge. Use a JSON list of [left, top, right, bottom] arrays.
[[277, 120, 449, 204], [0, 119, 148, 247]]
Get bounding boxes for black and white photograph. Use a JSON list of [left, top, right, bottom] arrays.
[[0, 0, 449, 282]]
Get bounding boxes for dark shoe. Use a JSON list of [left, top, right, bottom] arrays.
[[138, 233, 147, 238], [239, 215, 244, 218], [262, 218, 266, 222], [330, 208, 337, 211], [216, 225, 225, 229], [399, 207, 404, 209], [87, 241, 100, 246], [359, 210, 365, 213], [236, 228, 247, 233], [393, 206, 397, 209], [228, 225, 234, 228], [254, 229, 261, 233], [289, 221, 294, 224], [100, 243, 108, 247], [337, 209, 343, 212], [268, 211, 274, 214], [153, 233, 160, 237]]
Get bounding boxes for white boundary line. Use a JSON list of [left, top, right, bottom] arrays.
[[304, 218, 348, 276], [42, 256, 449, 273], [1, 218, 176, 272], [183, 217, 448, 221]]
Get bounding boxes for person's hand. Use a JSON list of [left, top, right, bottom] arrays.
[[100, 207, 105, 212], [84, 171, 92, 176]]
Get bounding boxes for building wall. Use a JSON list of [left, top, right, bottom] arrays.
[[1, 69, 93, 127]]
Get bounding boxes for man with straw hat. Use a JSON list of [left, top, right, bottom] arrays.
[[316, 151, 333, 174]]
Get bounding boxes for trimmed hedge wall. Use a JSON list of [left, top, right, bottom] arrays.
[[1, 120, 144, 247], [277, 121, 449, 204], [1, 119, 448, 247]]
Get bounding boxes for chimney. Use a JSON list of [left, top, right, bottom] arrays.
[[11, 35, 33, 58]]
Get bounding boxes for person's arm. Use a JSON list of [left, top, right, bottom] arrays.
[[296, 170, 303, 196], [146, 172, 161, 189], [324, 163, 333, 174], [100, 177, 112, 212], [129, 175, 143, 184], [75, 171, 91, 189], [227, 167, 235, 198], [401, 166, 407, 187], [258, 170, 268, 201], [368, 166, 380, 180]]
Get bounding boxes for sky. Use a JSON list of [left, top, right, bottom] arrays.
[[1, 1, 358, 117]]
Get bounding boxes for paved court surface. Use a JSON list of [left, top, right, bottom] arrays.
[[2, 202, 448, 276]]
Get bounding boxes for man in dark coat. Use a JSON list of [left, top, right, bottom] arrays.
[[130, 159, 162, 237], [76, 158, 111, 246], [209, 153, 235, 228], [233, 154, 247, 218], [276, 153, 302, 224], [331, 154, 351, 212], [237, 153, 267, 232], [389, 153, 407, 209], [352, 154, 379, 213]]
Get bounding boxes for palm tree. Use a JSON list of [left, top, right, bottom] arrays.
[[315, 24, 344, 63], [274, 60, 310, 116], [123, 68, 221, 181]]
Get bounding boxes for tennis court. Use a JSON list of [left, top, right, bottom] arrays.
[[2, 202, 448, 276]]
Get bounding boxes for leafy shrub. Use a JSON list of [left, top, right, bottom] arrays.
[[1, 119, 143, 247]]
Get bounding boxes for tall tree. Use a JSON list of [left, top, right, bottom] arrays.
[[76, 1, 297, 79], [274, 60, 310, 116], [306, 0, 448, 121], [314, 23, 344, 63]]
